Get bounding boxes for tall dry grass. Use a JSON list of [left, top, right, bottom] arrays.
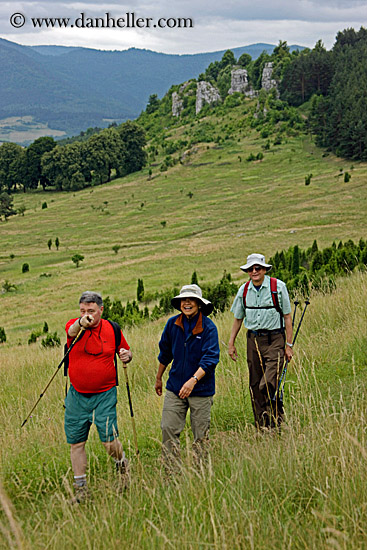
[[1, 273, 367, 549]]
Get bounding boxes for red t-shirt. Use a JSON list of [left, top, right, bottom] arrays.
[[65, 318, 129, 394]]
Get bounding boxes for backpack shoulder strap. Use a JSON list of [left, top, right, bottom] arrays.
[[242, 281, 250, 310], [107, 320, 122, 386], [270, 277, 284, 329], [270, 277, 282, 314]]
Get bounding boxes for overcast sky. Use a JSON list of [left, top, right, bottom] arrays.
[[1, 0, 366, 54]]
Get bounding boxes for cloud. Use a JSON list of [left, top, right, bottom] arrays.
[[1, 0, 366, 52]]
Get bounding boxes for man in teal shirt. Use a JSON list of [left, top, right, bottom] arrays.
[[228, 253, 293, 428]]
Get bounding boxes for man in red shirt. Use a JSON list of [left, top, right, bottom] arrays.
[[65, 291, 132, 501]]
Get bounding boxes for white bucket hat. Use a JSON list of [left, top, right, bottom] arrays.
[[240, 253, 272, 272], [171, 284, 214, 316]]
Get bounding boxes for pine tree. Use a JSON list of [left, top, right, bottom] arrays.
[[137, 278, 145, 302], [191, 271, 198, 285]]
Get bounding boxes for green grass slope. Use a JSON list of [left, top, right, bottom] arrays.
[[0, 99, 366, 341]]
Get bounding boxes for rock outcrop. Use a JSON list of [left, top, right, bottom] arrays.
[[228, 68, 256, 97], [195, 81, 221, 114], [172, 92, 184, 117], [261, 62, 278, 92]]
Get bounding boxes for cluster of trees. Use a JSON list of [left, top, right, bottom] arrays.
[[279, 40, 333, 106], [28, 321, 61, 348], [279, 27, 367, 160], [309, 28, 367, 160], [0, 121, 147, 194], [198, 42, 300, 98], [101, 239, 367, 329], [269, 238, 367, 296], [101, 271, 239, 329]]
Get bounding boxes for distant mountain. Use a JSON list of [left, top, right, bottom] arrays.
[[0, 38, 304, 138]]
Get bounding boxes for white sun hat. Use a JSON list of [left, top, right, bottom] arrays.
[[240, 253, 272, 272], [171, 284, 214, 316]]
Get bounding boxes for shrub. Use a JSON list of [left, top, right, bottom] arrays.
[[41, 332, 61, 348], [42, 202, 48, 209], [28, 329, 41, 345], [305, 173, 313, 186], [0, 327, 6, 343], [137, 278, 145, 302], [344, 172, 351, 183], [2, 280, 16, 292], [22, 263, 29, 273], [112, 245, 121, 254], [71, 254, 84, 268]]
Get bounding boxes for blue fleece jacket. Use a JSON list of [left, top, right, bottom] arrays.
[[158, 312, 220, 397]]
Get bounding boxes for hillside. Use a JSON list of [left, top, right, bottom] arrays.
[[0, 38, 303, 140], [0, 95, 366, 340]]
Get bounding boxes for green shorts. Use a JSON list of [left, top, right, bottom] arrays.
[[64, 385, 119, 444]]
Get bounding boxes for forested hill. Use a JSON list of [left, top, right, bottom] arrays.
[[280, 27, 367, 160], [0, 38, 302, 136]]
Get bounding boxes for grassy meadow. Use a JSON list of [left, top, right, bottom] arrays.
[[1, 104, 367, 548], [1, 273, 367, 549]]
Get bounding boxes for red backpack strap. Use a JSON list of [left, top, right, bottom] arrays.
[[242, 281, 250, 310], [270, 277, 284, 329]]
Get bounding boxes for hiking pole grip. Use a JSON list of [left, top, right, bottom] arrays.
[[123, 364, 139, 456], [21, 327, 84, 428], [292, 300, 310, 346], [292, 300, 299, 329]]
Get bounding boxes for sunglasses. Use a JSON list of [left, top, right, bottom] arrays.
[[246, 265, 263, 273]]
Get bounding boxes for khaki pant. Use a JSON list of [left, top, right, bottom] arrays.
[[246, 331, 285, 428], [161, 390, 213, 465]]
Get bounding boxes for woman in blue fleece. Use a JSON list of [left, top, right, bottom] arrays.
[[155, 284, 220, 465]]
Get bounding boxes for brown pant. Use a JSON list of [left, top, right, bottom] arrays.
[[246, 331, 285, 428]]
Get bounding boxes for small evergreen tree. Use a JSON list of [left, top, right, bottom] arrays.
[[291, 245, 300, 275], [41, 332, 61, 348], [55, 237, 60, 250], [0, 327, 6, 343], [191, 271, 199, 285], [47, 238, 52, 250], [137, 278, 145, 302]]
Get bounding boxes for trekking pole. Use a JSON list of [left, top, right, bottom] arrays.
[[292, 300, 299, 328], [275, 299, 310, 403], [21, 328, 84, 428], [122, 364, 139, 457]]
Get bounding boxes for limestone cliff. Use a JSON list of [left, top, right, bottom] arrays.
[[195, 81, 221, 114]]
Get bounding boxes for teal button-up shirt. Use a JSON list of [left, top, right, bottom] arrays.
[[230, 275, 291, 330]]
